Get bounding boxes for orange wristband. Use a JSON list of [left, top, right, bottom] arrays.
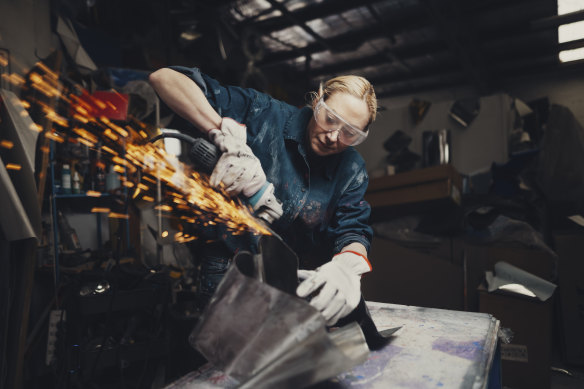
[[336, 250, 372, 272]]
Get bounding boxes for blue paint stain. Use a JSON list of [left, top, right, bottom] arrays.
[[437, 382, 444, 387], [432, 338, 484, 360], [337, 345, 404, 384]]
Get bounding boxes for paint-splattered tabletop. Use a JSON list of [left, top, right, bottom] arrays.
[[165, 301, 500, 389], [333, 302, 500, 389]]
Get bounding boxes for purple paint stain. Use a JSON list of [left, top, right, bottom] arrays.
[[299, 200, 324, 226], [338, 345, 404, 385], [432, 338, 484, 360]]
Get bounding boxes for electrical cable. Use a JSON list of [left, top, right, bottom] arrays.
[[85, 157, 134, 382], [148, 132, 197, 145], [54, 285, 75, 389], [86, 136, 136, 383], [118, 344, 126, 389], [87, 270, 119, 383], [55, 308, 68, 389], [136, 294, 167, 388]]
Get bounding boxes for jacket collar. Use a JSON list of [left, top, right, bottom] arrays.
[[284, 107, 343, 181], [284, 106, 312, 143]]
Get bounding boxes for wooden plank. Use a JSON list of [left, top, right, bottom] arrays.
[[365, 179, 453, 208], [367, 164, 462, 193]]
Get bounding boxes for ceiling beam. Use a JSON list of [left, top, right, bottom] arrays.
[[464, 0, 545, 12], [249, 0, 412, 34], [306, 8, 566, 80], [257, 16, 430, 67], [229, 0, 562, 98], [531, 9, 584, 29], [263, 0, 332, 52], [373, 45, 580, 99], [368, 61, 462, 88], [419, 0, 490, 94], [310, 24, 563, 80], [375, 60, 564, 99], [257, 0, 553, 69], [365, 3, 412, 74], [249, 0, 542, 35], [560, 37, 584, 51], [307, 40, 448, 77], [375, 72, 467, 99]]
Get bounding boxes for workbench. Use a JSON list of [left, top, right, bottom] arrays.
[[166, 301, 501, 389]]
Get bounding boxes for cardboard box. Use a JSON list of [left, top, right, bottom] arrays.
[[362, 237, 463, 310], [365, 164, 462, 222], [478, 285, 553, 389], [464, 245, 557, 312], [553, 231, 584, 365]]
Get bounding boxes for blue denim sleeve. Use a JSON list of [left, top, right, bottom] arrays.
[[331, 168, 374, 255], [167, 66, 208, 94], [167, 66, 261, 126]]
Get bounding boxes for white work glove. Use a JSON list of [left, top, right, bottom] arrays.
[[296, 251, 372, 326], [208, 118, 266, 197]]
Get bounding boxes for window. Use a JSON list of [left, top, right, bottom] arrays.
[[558, 0, 584, 62]]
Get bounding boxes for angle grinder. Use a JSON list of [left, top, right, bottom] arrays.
[[149, 132, 283, 224]]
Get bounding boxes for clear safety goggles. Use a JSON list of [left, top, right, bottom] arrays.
[[313, 98, 369, 146]]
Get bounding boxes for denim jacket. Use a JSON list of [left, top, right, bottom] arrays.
[[169, 66, 373, 267]]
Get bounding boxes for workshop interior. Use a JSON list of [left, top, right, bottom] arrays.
[[1, 0, 584, 388]]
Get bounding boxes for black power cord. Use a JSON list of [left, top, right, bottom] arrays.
[[149, 132, 219, 175]]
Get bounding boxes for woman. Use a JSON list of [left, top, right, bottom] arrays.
[[149, 66, 377, 325]]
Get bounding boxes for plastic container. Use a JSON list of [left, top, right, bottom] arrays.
[[61, 164, 72, 194], [72, 171, 81, 194], [106, 165, 121, 191]]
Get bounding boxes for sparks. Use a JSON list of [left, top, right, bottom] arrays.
[[16, 61, 272, 238], [91, 207, 110, 213], [0, 140, 14, 149], [6, 163, 22, 171]]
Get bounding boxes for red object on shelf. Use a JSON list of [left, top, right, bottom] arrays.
[[71, 90, 129, 121]]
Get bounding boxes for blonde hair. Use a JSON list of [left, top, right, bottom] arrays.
[[308, 75, 377, 126]]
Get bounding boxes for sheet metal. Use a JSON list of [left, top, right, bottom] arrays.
[[189, 235, 369, 388], [0, 89, 41, 241]]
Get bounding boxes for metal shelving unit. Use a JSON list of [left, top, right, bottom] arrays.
[[48, 140, 129, 285]]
